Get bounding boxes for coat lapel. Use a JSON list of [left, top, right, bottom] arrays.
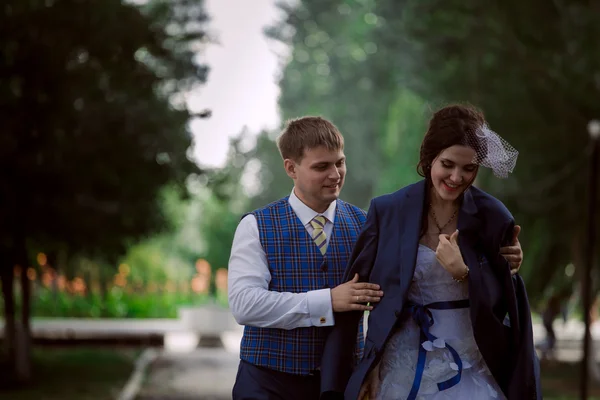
[[457, 188, 481, 235], [398, 181, 425, 295], [457, 188, 483, 326]]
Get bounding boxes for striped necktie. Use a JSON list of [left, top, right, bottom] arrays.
[[310, 215, 328, 255]]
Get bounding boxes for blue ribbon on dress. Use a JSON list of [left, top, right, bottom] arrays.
[[406, 299, 470, 400]]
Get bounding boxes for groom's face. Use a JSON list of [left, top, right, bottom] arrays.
[[285, 145, 346, 212]]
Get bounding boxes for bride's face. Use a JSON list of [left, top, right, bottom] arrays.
[[430, 145, 478, 203]]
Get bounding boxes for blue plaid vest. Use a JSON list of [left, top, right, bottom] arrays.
[[240, 197, 366, 375]]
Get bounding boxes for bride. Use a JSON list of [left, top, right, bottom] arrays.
[[320, 104, 540, 400]]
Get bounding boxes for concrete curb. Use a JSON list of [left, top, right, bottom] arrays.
[[117, 348, 159, 400]]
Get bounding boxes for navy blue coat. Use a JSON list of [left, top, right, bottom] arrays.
[[320, 180, 541, 399]]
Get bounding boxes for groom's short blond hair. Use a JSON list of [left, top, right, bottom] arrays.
[[276, 116, 344, 162]]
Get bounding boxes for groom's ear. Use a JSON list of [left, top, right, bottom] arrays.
[[284, 158, 297, 179]]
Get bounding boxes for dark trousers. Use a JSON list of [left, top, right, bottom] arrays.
[[232, 360, 320, 400]]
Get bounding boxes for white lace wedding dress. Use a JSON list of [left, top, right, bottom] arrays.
[[375, 245, 505, 399]]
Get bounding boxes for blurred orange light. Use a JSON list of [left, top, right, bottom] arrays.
[[191, 275, 209, 294], [57, 275, 66, 291], [42, 272, 53, 288], [71, 277, 86, 295], [27, 268, 37, 281], [37, 253, 47, 266], [114, 274, 127, 287], [215, 268, 228, 291], [195, 259, 211, 276]]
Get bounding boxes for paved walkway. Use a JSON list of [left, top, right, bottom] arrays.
[[136, 348, 238, 400], [135, 331, 242, 400], [131, 320, 600, 399], [3, 317, 599, 397]]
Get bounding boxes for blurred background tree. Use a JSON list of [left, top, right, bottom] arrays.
[[0, 0, 209, 383], [253, 0, 599, 307], [370, 0, 600, 297]]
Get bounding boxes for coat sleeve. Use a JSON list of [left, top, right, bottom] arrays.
[[320, 198, 380, 397], [489, 217, 540, 399]]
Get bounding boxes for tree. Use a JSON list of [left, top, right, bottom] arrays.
[[0, 0, 209, 384], [199, 130, 255, 294], [265, 0, 387, 209], [262, 0, 425, 209], [369, 0, 600, 301], [267, 0, 600, 301]]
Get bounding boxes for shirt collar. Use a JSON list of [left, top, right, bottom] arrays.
[[288, 188, 337, 226]]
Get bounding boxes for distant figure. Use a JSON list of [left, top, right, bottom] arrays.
[[539, 288, 572, 360]]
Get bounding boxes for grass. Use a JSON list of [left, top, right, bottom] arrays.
[[542, 359, 600, 399], [0, 347, 139, 400]]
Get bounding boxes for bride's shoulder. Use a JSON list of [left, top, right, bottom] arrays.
[[468, 186, 513, 222]]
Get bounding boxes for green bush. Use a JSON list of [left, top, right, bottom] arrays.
[[2, 282, 227, 319]]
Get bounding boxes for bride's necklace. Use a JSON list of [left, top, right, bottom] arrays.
[[429, 204, 458, 234]]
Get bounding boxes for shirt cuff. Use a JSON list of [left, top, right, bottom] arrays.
[[307, 289, 335, 327]]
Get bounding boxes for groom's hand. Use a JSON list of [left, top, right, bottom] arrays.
[[500, 225, 523, 275], [331, 273, 383, 312]]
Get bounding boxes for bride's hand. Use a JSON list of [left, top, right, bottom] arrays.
[[436, 230, 468, 280], [358, 362, 380, 400]]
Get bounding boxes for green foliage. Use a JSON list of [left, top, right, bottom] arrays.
[[28, 287, 212, 319], [122, 240, 185, 284], [0, 0, 210, 381], [199, 193, 243, 272], [198, 131, 255, 275], [368, 0, 600, 300], [117, 184, 205, 286], [247, 131, 291, 211], [264, 0, 600, 303], [257, 1, 428, 208], [265, 0, 387, 209], [374, 89, 426, 196], [0, 0, 208, 268]]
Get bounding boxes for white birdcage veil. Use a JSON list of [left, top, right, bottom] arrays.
[[462, 123, 518, 178]]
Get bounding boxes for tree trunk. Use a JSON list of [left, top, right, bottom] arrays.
[[0, 260, 16, 383], [572, 231, 600, 383], [47, 251, 59, 303], [99, 272, 109, 317], [83, 269, 93, 300], [16, 235, 31, 383]]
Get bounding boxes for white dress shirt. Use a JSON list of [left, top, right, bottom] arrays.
[[228, 189, 337, 330]]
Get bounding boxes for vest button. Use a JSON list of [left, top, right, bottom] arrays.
[[320, 262, 328, 272]]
